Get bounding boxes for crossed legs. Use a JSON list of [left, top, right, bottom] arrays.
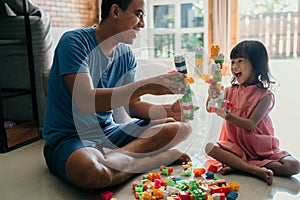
[[65, 119, 192, 189], [205, 142, 300, 185]]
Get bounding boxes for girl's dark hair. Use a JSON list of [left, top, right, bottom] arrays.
[[101, 0, 132, 20], [230, 40, 275, 89]]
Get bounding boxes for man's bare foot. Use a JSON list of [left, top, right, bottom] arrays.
[[219, 164, 236, 175], [169, 150, 191, 166]]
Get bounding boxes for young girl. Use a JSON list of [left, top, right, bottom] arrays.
[[205, 40, 299, 185]]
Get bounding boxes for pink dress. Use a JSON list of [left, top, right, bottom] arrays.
[[218, 84, 289, 167]]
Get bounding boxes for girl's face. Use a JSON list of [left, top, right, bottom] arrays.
[[231, 57, 256, 85]]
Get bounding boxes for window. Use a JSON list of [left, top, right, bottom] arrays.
[[133, 0, 207, 61]]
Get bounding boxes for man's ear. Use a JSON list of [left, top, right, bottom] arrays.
[[114, 9, 118, 16], [111, 4, 119, 18]]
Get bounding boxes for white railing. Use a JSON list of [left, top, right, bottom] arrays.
[[239, 12, 300, 59]]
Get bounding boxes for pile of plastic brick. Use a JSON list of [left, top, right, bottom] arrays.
[[131, 162, 239, 200]]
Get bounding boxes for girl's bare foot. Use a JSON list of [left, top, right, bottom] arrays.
[[220, 164, 236, 175], [257, 167, 273, 185]]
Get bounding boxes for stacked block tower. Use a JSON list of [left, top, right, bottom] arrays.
[[196, 45, 233, 113], [174, 55, 197, 119]]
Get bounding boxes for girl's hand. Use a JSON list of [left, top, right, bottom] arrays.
[[208, 85, 220, 98], [215, 107, 231, 119]]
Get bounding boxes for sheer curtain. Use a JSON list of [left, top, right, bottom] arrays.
[[210, 0, 238, 74]]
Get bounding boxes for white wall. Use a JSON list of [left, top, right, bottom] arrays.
[[269, 59, 300, 160]]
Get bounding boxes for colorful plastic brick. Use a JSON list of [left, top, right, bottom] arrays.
[[193, 168, 206, 177], [204, 179, 215, 185], [179, 191, 189, 200], [135, 184, 144, 193], [160, 166, 174, 176], [153, 179, 162, 189], [226, 190, 238, 200], [132, 183, 137, 190], [174, 55, 188, 74], [153, 188, 164, 199], [166, 186, 180, 195], [229, 182, 240, 191], [190, 189, 204, 200], [173, 177, 183, 182], [134, 192, 141, 199], [142, 191, 152, 200], [206, 171, 214, 179], [148, 173, 161, 181], [100, 191, 113, 200], [182, 87, 197, 119], [214, 53, 224, 65], [189, 179, 200, 191], [221, 185, 232, 195], [215, 179, 226, 186], [182, 162, 193, 171], [212, 192, 226, 200], [210, 45, 220, 60], [182, 166, 193, 177], [207, 163, 222, 173], [195, 47, 204, 76], [209, 185, 223, 194], [166, 177, 176, 187]]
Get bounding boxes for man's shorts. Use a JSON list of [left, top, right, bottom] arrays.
[[43, 119, 151, 183]]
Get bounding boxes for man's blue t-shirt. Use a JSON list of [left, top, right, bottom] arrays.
[[43, 27, 137, 145]]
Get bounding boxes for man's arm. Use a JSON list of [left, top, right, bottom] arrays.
[[64, 72, 186, 114], [129, 97, 188, 121], [128, 97, 171, 120]]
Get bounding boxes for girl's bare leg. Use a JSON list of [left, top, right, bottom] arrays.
[[265, 155, 299, 176], [205, 143, 273, 185]]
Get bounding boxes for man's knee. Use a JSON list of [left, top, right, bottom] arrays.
[[176, 122, 192, 138], [71, 159, 113, 189], [164, 122, 192, 142], [66, 150, 113, 189], [83, 160, 112, 188]]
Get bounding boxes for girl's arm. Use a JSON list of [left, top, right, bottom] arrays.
[[222, 94, 272, 130]]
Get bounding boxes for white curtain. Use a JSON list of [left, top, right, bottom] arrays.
[[212, 0, 233, 71]]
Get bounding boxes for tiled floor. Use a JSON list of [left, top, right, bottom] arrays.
[[0, 139, 299, 200]]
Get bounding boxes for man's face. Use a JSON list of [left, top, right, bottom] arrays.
[[115, 0, 145, 44]]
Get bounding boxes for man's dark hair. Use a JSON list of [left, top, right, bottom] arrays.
[[101, 0, 132, 20]]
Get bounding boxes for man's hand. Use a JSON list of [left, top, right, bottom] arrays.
[[145, 72, 187, 95], [169, 99, 183, 121]]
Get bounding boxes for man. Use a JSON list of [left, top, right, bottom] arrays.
[[43, 0, 193, 189]]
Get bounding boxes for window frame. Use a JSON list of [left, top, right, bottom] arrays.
[[145, 0, 208, 61]]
